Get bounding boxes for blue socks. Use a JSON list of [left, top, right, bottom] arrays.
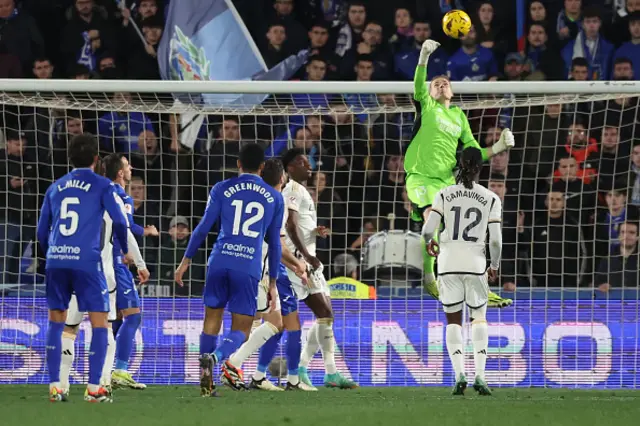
[[213, 330, 246, 364], [115, 313, 141, 371], [89, 327, 108, 386], [112, 319, 123, 339], [257, 332, 283, 373], [200, 332, 218, 355], [286, 330, 302, 376], [46, 321, 65, 383]]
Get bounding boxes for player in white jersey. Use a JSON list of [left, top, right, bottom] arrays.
[[59, 160, 148, 395], [222, 159, 315, 391], [422, 147, 502, 396], [279, 148, 358, 389]]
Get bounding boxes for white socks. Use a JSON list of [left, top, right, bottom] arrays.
[[446, 324, 465, 380], [60, 332, 75, 390], [100, 328, 116, 386], [229, 322, 279, 368], [472, 320, 488, 380], [299, 321, 320, 369], [317, 318, 337, 375]]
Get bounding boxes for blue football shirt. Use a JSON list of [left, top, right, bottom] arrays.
[[37, 168, 130, 271], [185, 173, 284, 280]]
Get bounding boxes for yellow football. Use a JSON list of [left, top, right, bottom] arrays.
[[442, 9, 472, 39]]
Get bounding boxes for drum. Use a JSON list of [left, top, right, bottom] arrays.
[[361, 230, 423, 283]]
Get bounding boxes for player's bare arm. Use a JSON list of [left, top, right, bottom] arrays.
[[422, 209, 443, 256], [143, 225, 159, 237], [286, 209, 321, 270], [174, 257, 190, 287], [280, 239, 308, 284]]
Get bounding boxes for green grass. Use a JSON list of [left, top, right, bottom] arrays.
[[1, 386, 640, 426]]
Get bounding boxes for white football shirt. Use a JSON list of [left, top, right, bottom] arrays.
[[282, 180, 317, 257], [431, 182, 502, 275], [100, 195, 126, 290], [261, 197, 290, 278]]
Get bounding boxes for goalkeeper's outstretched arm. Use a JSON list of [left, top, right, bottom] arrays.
[[414, 40, 440, 102]]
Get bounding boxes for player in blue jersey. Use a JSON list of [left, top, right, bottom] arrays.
[[102, 153, 153, 389], [174, 143, 285, 397], [37, 135, 130, 403], [222, 159, 315, 391]]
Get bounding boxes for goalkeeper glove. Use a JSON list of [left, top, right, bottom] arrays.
[[419, 40, 441, 66], [491, 128, 515, 155]]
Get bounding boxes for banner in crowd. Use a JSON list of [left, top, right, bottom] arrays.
[[1, 298, 638, 388]]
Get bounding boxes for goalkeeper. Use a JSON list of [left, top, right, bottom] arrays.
[[406, 40, 513, 308]]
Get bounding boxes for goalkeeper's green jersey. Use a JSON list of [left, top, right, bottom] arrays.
[[404, 65, 488, 179]]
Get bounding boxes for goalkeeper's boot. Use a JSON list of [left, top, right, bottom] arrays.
[[112, 370, 147, 390], [473, 377, 492, 396], [286, 381, 318, 391], [488, 291, 513, 308], [324, 372, 359, 389], [49, 386, 68, 402], [423, 279, 440, 300], [299, 366, 315, 388], [451, 373, 468, 396], [220, 360, 247, 391], [199, 353, 218, 397], [84, 386, 112, 403], [249, 377, 283, 391]]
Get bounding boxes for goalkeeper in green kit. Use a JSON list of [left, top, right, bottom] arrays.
[[406, 40, 513, 308]]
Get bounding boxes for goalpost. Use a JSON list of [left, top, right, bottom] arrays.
[[0, 79, 638, 388]]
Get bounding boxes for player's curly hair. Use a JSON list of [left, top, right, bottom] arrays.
[[456, 147, 483, 190], [281, 147, 305, 170]]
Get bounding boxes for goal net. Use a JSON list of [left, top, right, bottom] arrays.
[[1, 79, 639, 388]]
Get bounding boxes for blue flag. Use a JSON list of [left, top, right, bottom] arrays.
[[158, 0, 308, 108]]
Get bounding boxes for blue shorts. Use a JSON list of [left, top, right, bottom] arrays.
[[204, 267, 259, 317], [276, 263, 298, 317], [115, 261, 140, 310], [46, 268, 109, 313]]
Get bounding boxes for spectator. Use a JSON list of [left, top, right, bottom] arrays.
[[126, 16, 162, 79], [267, 0, 307, 53], [584, 125, 630, 192], [556, 0, 582, 43], [341, 20, 391, 80], [0, 0, 44, 69], [335, 1, 366, 57], [309, 0, 346, 25], [308, 22, 340, 79], [129, 175, 160, 238], [97, 52, 116, 73], [388, 7, 413, 52], [525, 23, 564, 81], [0, 131, 38, 283], [530, 184, 587, 287], [474, 1, 501, 51], [158, 216, 205, 297], [69, 63, 92, 79], [594, 184, 634, 258], [97, 92, 154, 153], [331, 252, 359, 280], [292, 56, 332, 108], [371, 93, 414, 160], [394, 20, 448, 81], [529, 1, 547, 24], [312, 170, 347, 264], [569, 57, 589, 81], [594, 221, 640, 292], [291, 127, 319, 169], [550, 154, 597, 225], [562, 6, 614, 81], [366, 152, 405, 226], [261, 23, 290, 68], [500, 53, 526, 81], [488, 173, 529, 290], [558, 121, 598, 178], [61, 0, 117, 74], [607, 0, 640, 45], [32, 57, 53, 79], [612, 57, 635, 80], [446, 26, 498, 81], [613, 12, 640, 80], [514, 103, 563, 180], [629, 144, 640, 207], [130, 129, 175, 208]]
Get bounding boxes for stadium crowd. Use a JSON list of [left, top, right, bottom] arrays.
[[1, 0, 640, 297]]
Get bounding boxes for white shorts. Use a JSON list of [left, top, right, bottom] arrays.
[[66, 270, 117, 326], [287, 264, 330, 301], [438, 273, 489, 313], [257, 275, 281, 314]]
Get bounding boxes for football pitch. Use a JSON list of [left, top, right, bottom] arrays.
[[1, 386, 639, 426]]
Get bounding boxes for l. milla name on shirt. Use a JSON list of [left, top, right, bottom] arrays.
[[58, 180, 92, 192], [224, 182, 275, 203], [445, 190, 488, 206]]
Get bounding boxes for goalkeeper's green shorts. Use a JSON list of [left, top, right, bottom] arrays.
[[405, 173, 455, 221]]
